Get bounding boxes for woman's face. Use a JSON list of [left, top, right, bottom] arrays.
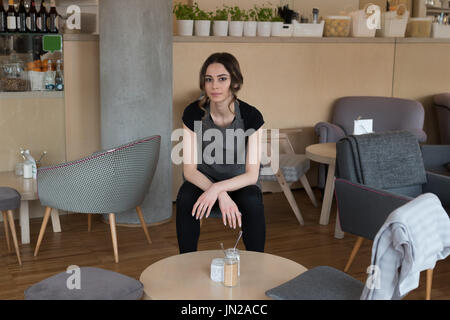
[[204, 63, 232, 104]]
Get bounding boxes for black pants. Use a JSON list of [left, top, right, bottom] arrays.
[[176, 181, 265, 254]]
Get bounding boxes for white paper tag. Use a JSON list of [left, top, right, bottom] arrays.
[[353, 119, 373, 135]]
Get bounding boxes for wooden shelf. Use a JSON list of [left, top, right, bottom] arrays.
[[0, 91, 64, 99], [173, 35, 450, 43], [426, 5, 450, 14]]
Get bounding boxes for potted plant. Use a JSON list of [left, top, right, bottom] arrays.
[[255, 5, 273, 37], [212, 6, 229, 36], [243, 7, 258, 37], [173, 2, 195, 36], [271, 10, 285, 37], [228, 6, 246, 37], [193, 2, 212, 36]]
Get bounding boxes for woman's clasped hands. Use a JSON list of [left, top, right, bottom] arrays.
[[192, 184, 242, 229]]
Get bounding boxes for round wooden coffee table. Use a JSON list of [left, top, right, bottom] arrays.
[[0, 171, 61, 244], [140, 250, 307, 300], [305, 143, 344, 239]]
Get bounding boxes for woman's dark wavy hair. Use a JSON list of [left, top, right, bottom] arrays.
[[198, 52, 244, 114]]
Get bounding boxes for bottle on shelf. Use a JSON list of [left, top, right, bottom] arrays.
[[27, 0, 38, 33], [55, 59, 63, 91], [0, 1, 7, 32], [312, 8, 319, 24], [17, 0, 27, 32], [37, 0, 48, 33], [48, 0, 58, 33], [6, 0, 17, 33], [44, 59, 55, 90]]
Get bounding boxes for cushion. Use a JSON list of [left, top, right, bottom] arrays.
[[434, 93, 450, 108], [0, 187, 21, 211], [265, 266, 364, 300], [259, 154, 310, 182], [24, 267, 143, 300]]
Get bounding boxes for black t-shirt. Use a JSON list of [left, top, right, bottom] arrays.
[[182, 99, 264, 133]]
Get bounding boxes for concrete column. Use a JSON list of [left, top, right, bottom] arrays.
[[100, 0, 172, 225]]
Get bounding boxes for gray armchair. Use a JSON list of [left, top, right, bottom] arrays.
[[314, 96, 427, 188], [34, 135, 161, 263], [434, 93, 450, 144], [265, 193, 450, 300], [334, 131, 450, 299], [421, 144, 450, 177]]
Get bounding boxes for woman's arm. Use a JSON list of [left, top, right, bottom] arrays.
[[182, 124, 214, 191]]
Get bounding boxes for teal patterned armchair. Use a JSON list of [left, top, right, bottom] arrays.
[[34, 135, 161, 263]]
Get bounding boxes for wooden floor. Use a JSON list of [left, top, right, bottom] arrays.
[[0, 189, 449, 300]]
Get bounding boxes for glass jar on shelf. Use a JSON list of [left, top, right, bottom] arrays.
[[0, 51, 30, 92]]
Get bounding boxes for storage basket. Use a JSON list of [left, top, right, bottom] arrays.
[[279, 24, 294, 37], [293, 20, 324, 37], [432, 22, 450, 39], [349, 4, 379, 37], [376, 7, 409, 37], [406, 17, 432, 38], [324, 16, 351, 37]]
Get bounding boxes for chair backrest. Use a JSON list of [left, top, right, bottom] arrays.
[[336, 130, 426, 198], [433, 93, 450, 144], [421, 144, 450, 176], [38, 135, 161, 213], [332, 96, 426, 142]]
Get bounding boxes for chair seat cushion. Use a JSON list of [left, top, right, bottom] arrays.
[[259, 154, 310, 182], [24, 267, 143, 300], [0, 187, 21, 211], [265, 266, 364, 300]]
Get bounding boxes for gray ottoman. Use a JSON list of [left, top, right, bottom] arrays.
[[265, 266, 364, 300], [24, 267, 143, 300]]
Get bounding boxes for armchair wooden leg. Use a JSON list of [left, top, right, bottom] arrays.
[[275, 170, 304, 225], [88, 214, 92, 232], [7, 210, 21, 266], [2, 211, 11, 252], [299, 174, 319, 207], [109, 213, 119, 263], [136, 206, 152, 244], [34, 206, 52, 257], [344, 237, 364, 272], [426, 269, 433, 300]]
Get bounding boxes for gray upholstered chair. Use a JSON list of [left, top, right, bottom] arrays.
[[334, 130, 450, 299], [421, 144, 450, 177], [1, 187, 22, 265], [34, 135, 161, 263], [434, 93, 450, 144], [266, 193, 450, 300], [314, 96, 427, 188]]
